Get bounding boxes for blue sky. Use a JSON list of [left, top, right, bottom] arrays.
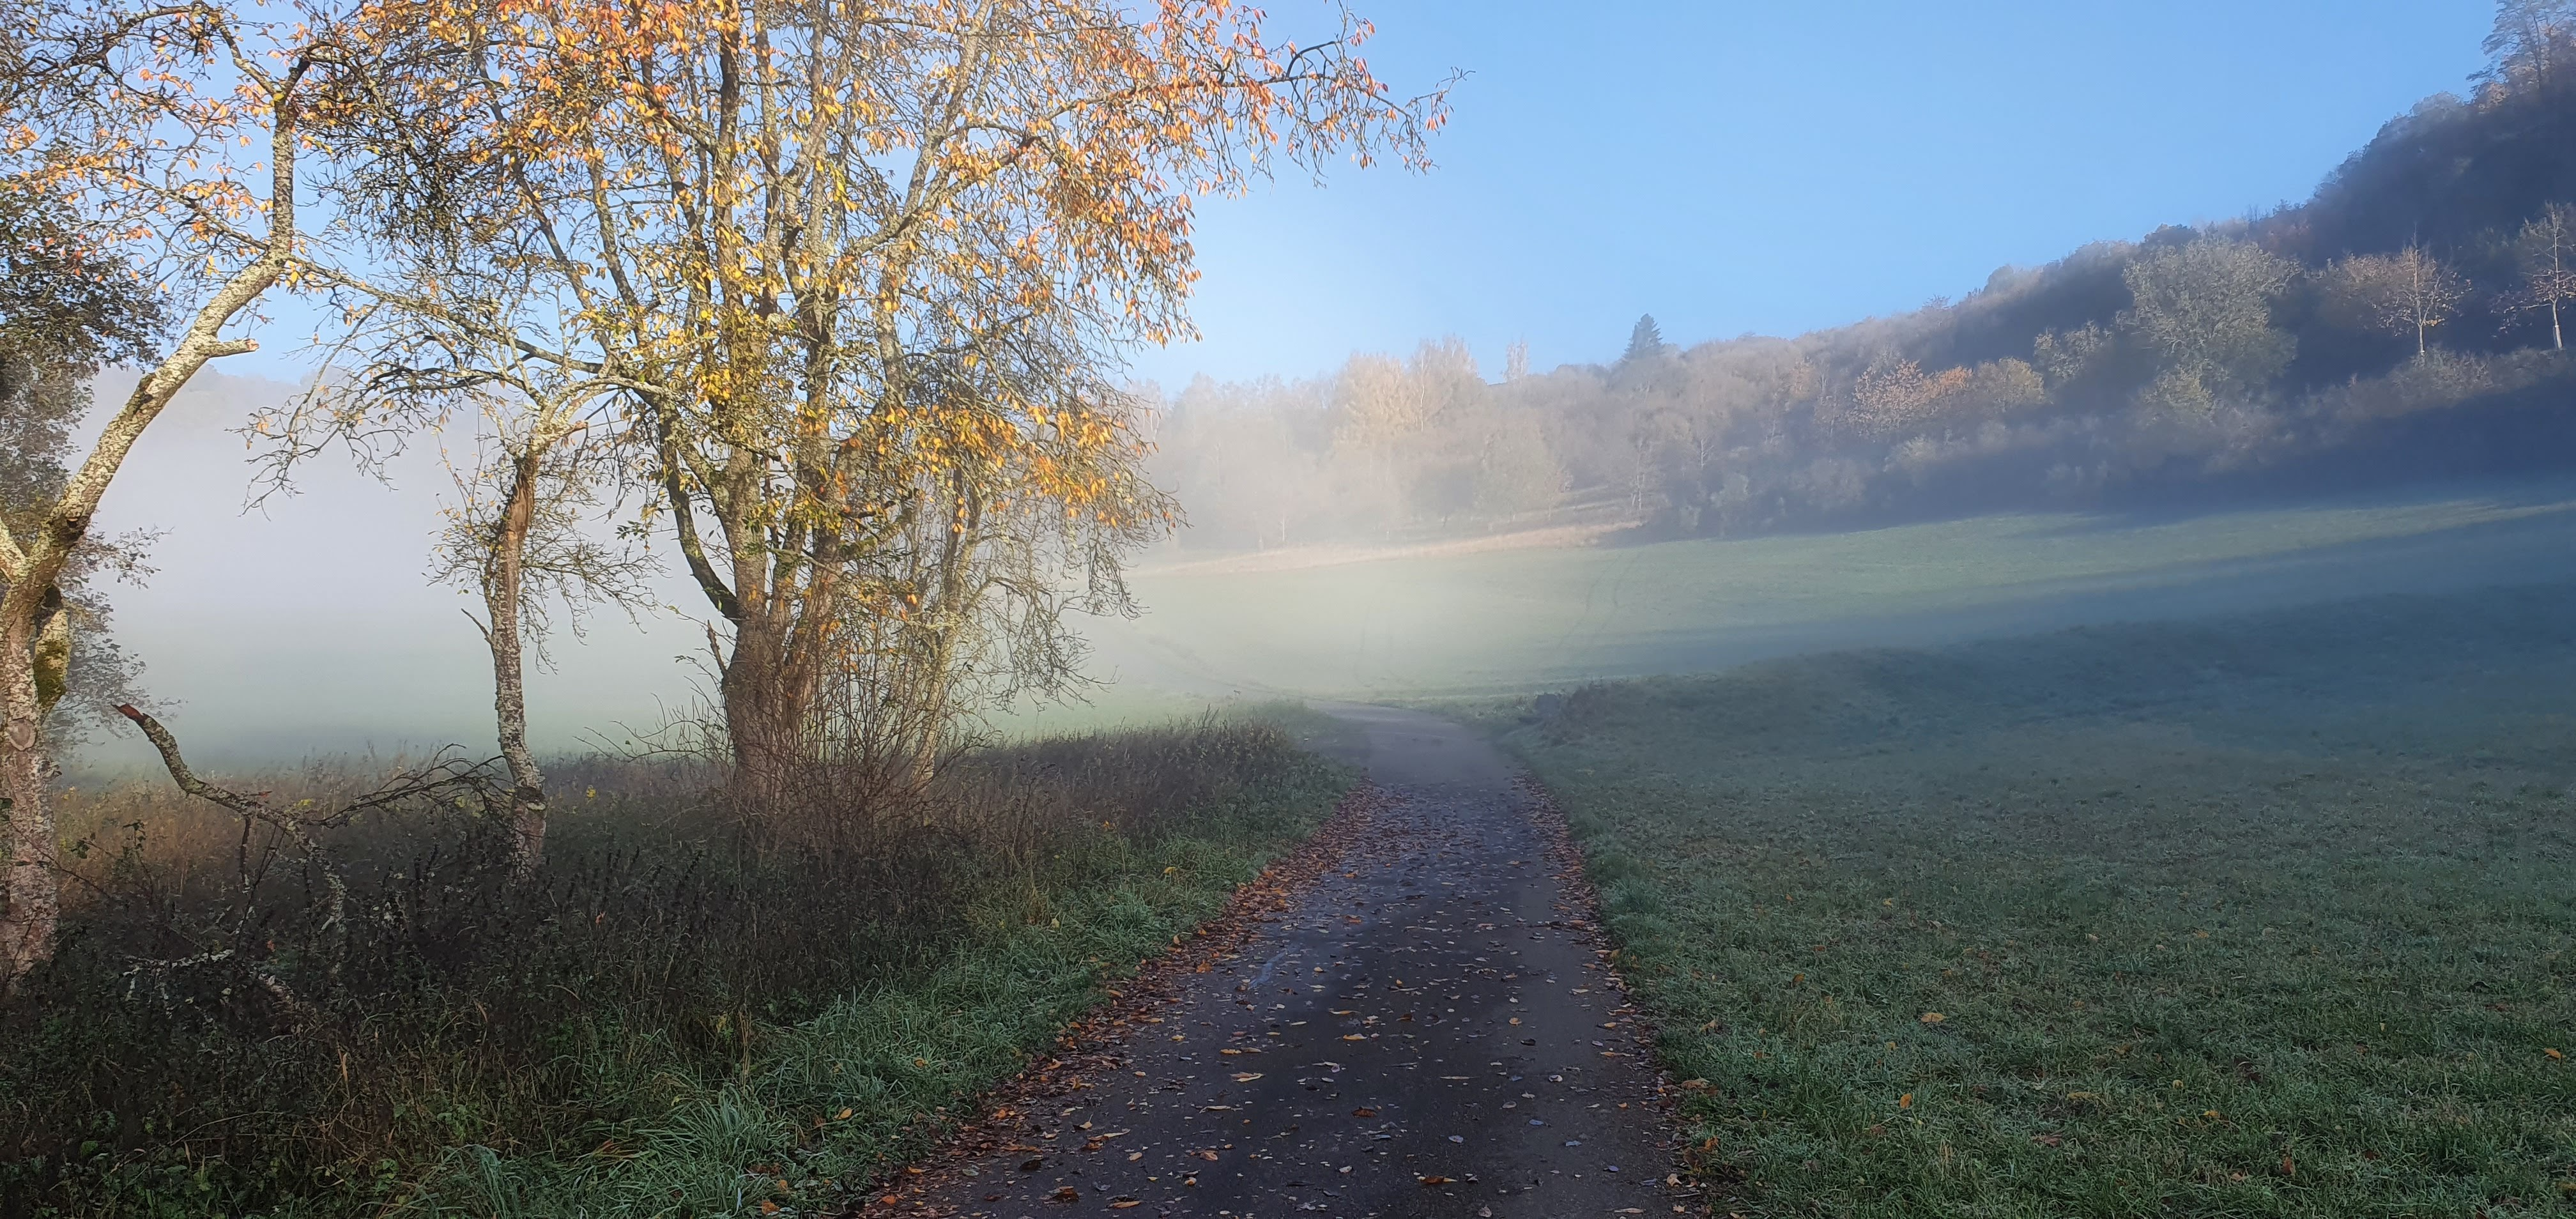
[[1124, 0, 2496, 388]]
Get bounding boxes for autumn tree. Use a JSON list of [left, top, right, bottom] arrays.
[[816, 374, 1174, 788], [1329, 339, 1483, 528], [325, 0, 1446, 793], [2508, 202, 2576, 349], [1, 0, 355, 978], [1844, 354, 1943, 436], [2327, 245, 2470, 355], [2119, 236, 2299, 413]]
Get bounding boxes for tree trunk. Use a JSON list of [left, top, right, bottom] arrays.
[[486, 447, 546, 878], [721, 615, 814, 801], [0, 26, 302, 983], [0, 606, 57, 985]]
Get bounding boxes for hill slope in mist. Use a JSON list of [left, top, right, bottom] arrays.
[[1153, 13, 2576, 551]]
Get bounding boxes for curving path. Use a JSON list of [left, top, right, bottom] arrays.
[[898, 704, 1691, 1219]]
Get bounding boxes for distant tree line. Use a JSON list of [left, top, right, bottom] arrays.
[[1155, 3, 2576, 549]]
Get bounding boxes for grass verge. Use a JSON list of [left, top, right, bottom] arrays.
[[4, 708, 1350, 1218], [1457, 586, 2576, 1217]]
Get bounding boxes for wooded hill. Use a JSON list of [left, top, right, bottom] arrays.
[[1156, 8, 2576, 547]]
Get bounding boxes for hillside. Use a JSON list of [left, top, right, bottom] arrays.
[[1154, 13, 2576, 547]]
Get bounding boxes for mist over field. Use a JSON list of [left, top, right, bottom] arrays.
[[12, 4, 2576, 1215]]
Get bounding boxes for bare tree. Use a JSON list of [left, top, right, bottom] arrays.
[[2327, 245, 2470, 356], [430, 384, 648, 874], [256, 324, 652, 877], [2508, 203, 2576, 349]]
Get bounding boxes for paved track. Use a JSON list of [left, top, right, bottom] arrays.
[[909, 704, 1689, 1219]]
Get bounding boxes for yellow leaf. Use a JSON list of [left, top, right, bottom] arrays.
[[1919, 1012, 1944, 1023]]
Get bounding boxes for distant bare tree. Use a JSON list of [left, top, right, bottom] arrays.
[[2508, 203, 2576, 349], [2327, 246, 2470, 355]]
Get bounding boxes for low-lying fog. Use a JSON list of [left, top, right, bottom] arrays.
[[72, 371, 2576, 772]]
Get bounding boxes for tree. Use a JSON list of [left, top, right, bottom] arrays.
[[2508, 203, 2576, 349], [1623, 314, 1667, 365], [422, 379, 648, 875], [2030, 323, 2113, 395], [326, 0, 1448, 794], [0, 192, 162, 756], [1962, 358, 2048, 413], [254, 287, 656, 877], [2, 1, 352, 979], [1845, 354, 1943, 436], [2327, 245, 2470, 355], [2119, 237, 2299, 409], [2481, 1, 2576, 97], [1505, 337, 1531, 382]]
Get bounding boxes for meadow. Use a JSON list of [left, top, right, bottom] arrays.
[[1448, 583, 2576, 1216], [1084, 475, 2576, 706]]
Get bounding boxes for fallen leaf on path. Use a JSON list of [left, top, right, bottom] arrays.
[[1231, 1072, 1263, 1082]]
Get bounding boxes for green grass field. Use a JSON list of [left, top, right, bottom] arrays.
[[1086, 476, 2576, 703], [1450, 585, 2576, 1217]]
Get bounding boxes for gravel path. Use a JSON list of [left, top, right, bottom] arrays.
[[885, 704, 1692, 1219]]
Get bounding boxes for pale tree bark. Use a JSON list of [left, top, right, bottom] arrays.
[[484, 443, 548, 876], [0, 40, 309, 985], [452, 403, 634, 875]]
